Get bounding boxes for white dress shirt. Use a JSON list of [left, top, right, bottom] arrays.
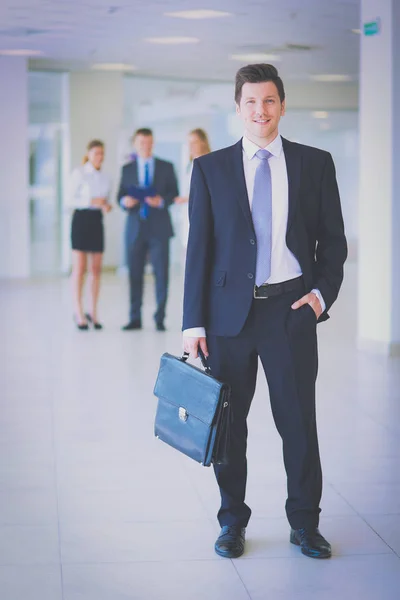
[[184, 134, 324, 338], [137, 155, 155, 185], [175, 161, 192, 247], [243, 134, 303, 283], [69, 162, 111, 209]]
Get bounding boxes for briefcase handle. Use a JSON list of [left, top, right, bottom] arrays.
[[181, 349, 212, 375]]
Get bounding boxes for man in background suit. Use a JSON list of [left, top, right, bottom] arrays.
[[183, 64, 347, 559], [118, 128, 178, 331]]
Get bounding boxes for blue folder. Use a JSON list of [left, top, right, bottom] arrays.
[[127, 185, 157, 203], [127, 185, 157, 219]]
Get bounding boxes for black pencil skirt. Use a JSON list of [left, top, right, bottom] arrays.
[[71, 209, 104, 253]]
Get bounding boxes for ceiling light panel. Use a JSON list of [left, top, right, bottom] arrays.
[[164, 10, 232, 20], [312, 111, 329, 119], [92, 62, 136, 71], [311, 74, 352, 82], [0, 48, 44, 56], [230, 53, 281, 62], [145, 37, 200, 45]]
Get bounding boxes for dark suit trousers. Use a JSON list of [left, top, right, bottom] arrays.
[[127, 231, 169, 324], [206, 287, 322, 530]]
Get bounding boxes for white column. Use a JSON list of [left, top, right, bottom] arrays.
[[65, 71, 125, 270], [0, 57, 29, 278], [358, 0, 400, 355]]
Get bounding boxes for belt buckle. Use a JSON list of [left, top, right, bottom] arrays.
[[254, 286, 268, 299]]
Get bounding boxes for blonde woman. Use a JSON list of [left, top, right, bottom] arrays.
[[174, 129, 211, 248], [69, 140, 112, 330]]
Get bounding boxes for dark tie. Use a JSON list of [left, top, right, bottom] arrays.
[[140, 161, 151, 220], [252, 149, 272, 287], [144, 161, 150, 187]]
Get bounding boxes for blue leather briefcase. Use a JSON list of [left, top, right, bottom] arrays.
[[154, 352, 231, 466]]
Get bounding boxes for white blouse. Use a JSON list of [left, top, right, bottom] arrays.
[[174, 161, 193, 248], [181, 161, 193, 198], [68, 162, 111, 209]]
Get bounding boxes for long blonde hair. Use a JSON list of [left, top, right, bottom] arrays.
[[189, 128, 211, 161], [82, 139, 104, 165]]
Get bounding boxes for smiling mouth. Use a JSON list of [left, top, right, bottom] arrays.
[[254, 119, 271, 124]]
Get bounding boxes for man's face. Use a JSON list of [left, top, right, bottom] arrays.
[[134, 134, 153, 158], [236, 81, 285, 146]]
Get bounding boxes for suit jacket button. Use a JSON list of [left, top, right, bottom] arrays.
[[250, 239, 255, 245], [247, 273, 254, 279]]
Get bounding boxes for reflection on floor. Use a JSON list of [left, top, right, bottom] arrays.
[[0, 263, 399, 599]]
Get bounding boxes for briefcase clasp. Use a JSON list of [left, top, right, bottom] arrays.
[[179, 407, 188, 422]]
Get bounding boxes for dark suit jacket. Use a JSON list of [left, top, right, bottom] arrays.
[[183, 137, 347, 337], [117, 157, 179, 242]]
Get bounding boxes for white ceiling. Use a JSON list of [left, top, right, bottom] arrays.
[[0, 0, 360, 81]]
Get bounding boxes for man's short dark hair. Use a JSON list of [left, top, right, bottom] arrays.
[[235, 64, 285, 104], [133, 127, 153, 139]]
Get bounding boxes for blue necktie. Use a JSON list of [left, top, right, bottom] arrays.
[[140, 161, 151, 220], [144, 161, 150, 187], [252, 149, 272, 287]]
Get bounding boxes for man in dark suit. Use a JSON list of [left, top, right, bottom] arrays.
[[182, 64, 347, 559], [118, 128, 178, 331]]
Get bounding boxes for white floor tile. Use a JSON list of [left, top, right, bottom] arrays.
[[331, 482, 400, 516], [0, 490, 58, 526], [0, 441, 55, 466], [0, 565, 62, 600], [235, 554, 400, 600], [62, 561, 250, 600], [0, 461, 55, 491], [0, 409, 53, 445], [241, 514, 391, 559], [60, 520, 220, 563], [56, 457, 186, 492], [363, 514, 400, 556], [57, 484, 208, 524], [0, 525, 59, 565]]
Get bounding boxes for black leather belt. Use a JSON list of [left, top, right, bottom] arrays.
[[253, 276, 303, 299]]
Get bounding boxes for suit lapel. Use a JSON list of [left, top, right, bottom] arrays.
[[281, 137, 302, 233], [128, 159, 139, 185], [153, 158, 160, 186], [229, 139, 254, 233]]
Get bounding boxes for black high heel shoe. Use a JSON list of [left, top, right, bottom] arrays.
[[86, 314, 103, 330], [74, 316, 89, 330]]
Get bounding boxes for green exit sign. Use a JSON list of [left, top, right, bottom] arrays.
[[364, 18, 380, 36]]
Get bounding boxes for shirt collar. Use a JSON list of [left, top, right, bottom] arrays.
[[242, 134, 282, 160], [83, 161, 100, 174], [137, 155, 154, 165]]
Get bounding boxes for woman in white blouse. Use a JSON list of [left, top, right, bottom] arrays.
[[174, 128, 211, 249], [69, 139, 112, 330]]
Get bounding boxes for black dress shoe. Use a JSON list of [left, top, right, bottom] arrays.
[[73, 316, 88, 330], [122, 320, 142, 331], [215, 526, 246, 558], [290, 528, 332, 559], [86, 314, 103, 330], [156, 322, 166, 331]]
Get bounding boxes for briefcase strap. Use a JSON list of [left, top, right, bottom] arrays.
[[182, 350, 212, 375]]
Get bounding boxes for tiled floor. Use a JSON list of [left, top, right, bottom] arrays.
[[1, 263, 399, 599]]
